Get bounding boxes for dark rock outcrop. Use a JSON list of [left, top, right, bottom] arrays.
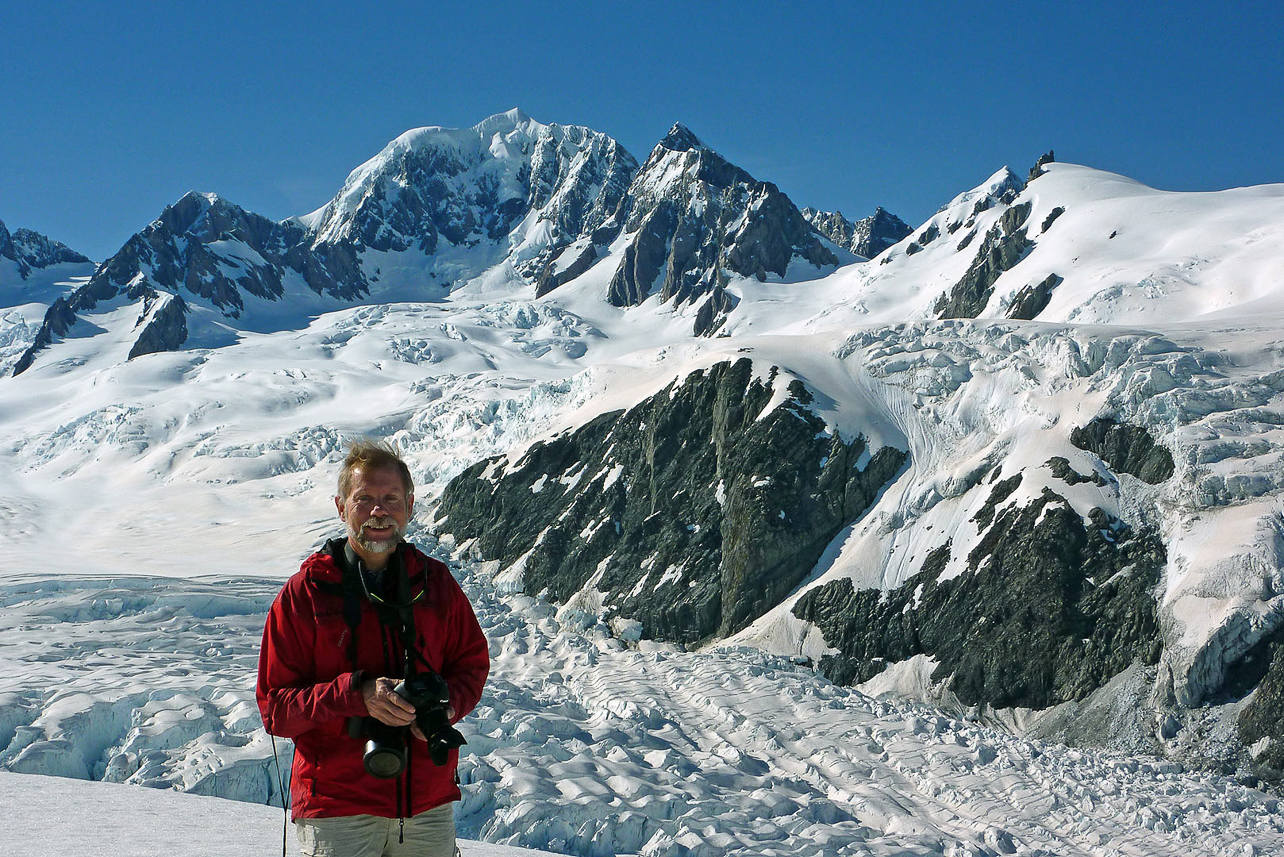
[[436, 358, 907, 644], [1041, 207, 1065, 232], [794, 489, 1165, 710], [10, 297, 78, 375], [535, 242, 598, 297], [1236, 626, 1284, 783], [692, 286, 739, 337], [1028, 150, 1056, 183], [1008, 273, 1062, 320], [1047, 456, 1108, 487], [935, 202, 1034, 319], [1071, 417, 1175, 484], [128, 292, 189, 359]]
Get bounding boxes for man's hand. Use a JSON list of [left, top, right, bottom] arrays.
[[361, 677, 416, 727]]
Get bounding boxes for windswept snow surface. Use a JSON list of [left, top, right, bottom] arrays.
[[0, 774, 553, 857], [2, 555, 1283, 856], [7, 162, 1284, 854]]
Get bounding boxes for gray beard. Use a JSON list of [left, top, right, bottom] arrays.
[[350, 517, 404, 555]]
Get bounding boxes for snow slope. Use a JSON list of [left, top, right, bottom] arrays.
[[0, 773, 553, 857]]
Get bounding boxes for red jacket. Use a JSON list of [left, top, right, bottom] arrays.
[[257, 540, 489, 819]]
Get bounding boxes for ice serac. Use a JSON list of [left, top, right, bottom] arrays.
[[435, 359, 906, 643], [802, 206, 912, 259], [601, 124, 840, 334]]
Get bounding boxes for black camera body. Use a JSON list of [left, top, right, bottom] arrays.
[[348, 672, 468, 778]]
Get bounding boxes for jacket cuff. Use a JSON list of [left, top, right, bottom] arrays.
[[349, 670, 368, 709]]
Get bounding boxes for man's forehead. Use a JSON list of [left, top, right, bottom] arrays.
[[345, 465, 409, 491]]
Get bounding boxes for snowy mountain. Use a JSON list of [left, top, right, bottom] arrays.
[[13, 110, 640, 373], [0, 217, 90, 280], [802, 205, 913, 259], [13, 112, 853, 373], [0, 217, 96, 376], [6, 113, 1284, 854], [593, 123, 840, 334]]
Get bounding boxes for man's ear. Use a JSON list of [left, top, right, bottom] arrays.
[[335, 495, 346, 521], [407, 493, 415, 517]]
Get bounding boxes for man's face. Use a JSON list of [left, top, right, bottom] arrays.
[[336, 465, 414, 561]]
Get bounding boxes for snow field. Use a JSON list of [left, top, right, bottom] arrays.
[[0, 772, 555, 857]]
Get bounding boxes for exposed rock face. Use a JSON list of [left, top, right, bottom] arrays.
[[10, 297, 78, 375], [602, 125, 839, 332], [1071, 417, 1175, 484], [1046, 456, 1108, 486], [127, 292, 189, 359], [691, 286, 739, 337], [435, 358, 906, 644], [1008, 273, 1062, 320], [1237, 626, 1284, 783], [794, 486, 1166, 710], [0, 217, 91, 279], [935, 202, 1034, 319], [1029, 150, 1056, 183], [1041, 207, 1065, 232], [535, 242, 597, 298], [801, 206, 912, 259]]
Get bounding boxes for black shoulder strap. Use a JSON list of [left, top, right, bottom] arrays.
[[312, 538, 364, 667], [311, 539, 422, 671]]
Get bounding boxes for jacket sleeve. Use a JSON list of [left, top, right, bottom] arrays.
[[437, 570, 490, 724], [256, 576, 368, 738]]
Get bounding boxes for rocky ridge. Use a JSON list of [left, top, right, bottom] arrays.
[[802, 206, 913, 259], [435, 358, 906, 644], [14, 112, 877, 371], [596, 125, 839, 334], [0, 217, 90, 280]]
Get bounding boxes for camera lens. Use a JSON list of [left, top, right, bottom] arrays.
[[363, 741, 405, 779]]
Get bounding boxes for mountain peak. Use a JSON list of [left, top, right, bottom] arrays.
[[473, 107, 538, 137], [660, 123, 705, 152]]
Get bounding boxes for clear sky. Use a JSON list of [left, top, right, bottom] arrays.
[[3, 1, 1282, 262]]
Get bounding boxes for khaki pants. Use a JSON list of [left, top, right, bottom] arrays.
[[295, 804, 456, 857]]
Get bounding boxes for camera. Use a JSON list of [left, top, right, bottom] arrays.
[[348, 672, 468, 778]]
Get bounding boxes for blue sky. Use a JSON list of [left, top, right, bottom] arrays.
[[3, 1, 1282, 261]]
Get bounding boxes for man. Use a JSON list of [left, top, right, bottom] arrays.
[[258, 439, 489, 857]]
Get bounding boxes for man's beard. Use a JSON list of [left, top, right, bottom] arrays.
[[350, 515, 404, 555]]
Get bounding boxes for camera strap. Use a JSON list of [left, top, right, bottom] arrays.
[[314, 538, 421, 671]]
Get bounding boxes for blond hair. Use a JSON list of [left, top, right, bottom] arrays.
[[337, 438, 414, 498]]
